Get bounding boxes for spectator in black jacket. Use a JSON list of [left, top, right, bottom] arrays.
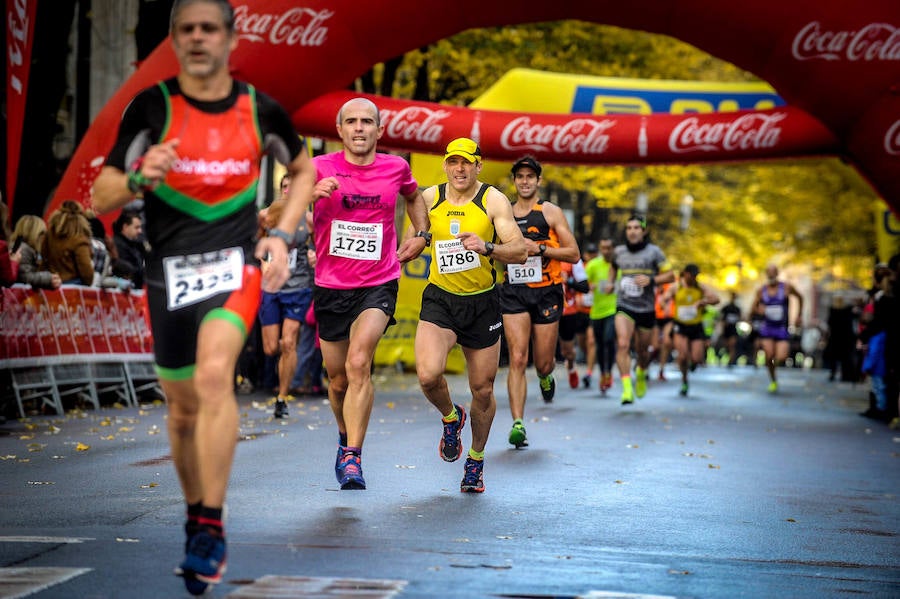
[[112, 210, 146, 288]]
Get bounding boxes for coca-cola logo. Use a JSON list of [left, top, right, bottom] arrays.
[[380, 106, 450, 144], [669, 113, 785, 154], [885, 120, 900, 155], [7, 0, 30, 94], [500, 117, 614, 155], [792, 21, 900, 61], [234, 5, 331, 47]]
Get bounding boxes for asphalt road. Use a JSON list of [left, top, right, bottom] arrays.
[[0, 363, 898, 598]]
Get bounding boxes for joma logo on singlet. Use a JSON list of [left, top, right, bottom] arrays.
[[341, 194, 382, 209], [172, 158, 252, 175], [446, 210, 465, 216]]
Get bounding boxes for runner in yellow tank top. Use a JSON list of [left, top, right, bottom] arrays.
[[667, 264, 719, 396], [414, 137, 526, 493]]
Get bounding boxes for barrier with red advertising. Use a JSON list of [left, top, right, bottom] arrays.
[[0, 285, 153, 365]]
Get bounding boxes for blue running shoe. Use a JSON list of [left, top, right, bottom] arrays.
[[337, 451, 366, 490], [460, 457, 485, 493], [439, 404, 467, 462], [179, 529, 226, 594]]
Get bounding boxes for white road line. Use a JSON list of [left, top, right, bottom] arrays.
[[0, 567, 91, 599], [0, 536, 94, 544]]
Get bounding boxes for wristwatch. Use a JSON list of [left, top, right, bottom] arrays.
[[415, 230, 432, 246], [484, 241, 495, 256], [538, 243, 547, 256], [267, 228, 296, 248]]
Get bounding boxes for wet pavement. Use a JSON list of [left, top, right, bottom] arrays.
[[0, 363, 898, 598]]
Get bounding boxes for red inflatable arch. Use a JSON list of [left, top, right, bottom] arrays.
[[50, 0, 900, 216]]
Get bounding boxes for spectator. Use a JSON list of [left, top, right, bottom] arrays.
[[858, 260, 899, 425], [1, 197, 19, 286], [11, 214, 61, 289], [112, 210, 147, 288], [823, 295, 858, 382], [42, 200, 94, 285]]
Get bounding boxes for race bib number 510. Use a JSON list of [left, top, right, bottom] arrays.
[[163, 247, 243, 310]]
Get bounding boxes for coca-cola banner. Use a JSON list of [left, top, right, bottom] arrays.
[[294, 91, 838, 164], [5, 0, 37, 217], [47, 0, 900, 217]]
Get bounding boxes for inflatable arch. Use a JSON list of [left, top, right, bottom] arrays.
[[49, 0, 900, 216]]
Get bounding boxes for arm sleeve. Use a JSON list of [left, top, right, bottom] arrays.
[[256, 89, 305, 166], [106, 86, 165, 171]]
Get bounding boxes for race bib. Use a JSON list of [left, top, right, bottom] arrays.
[[435, 239, 479, 274], [507, 256, 542, 284], [163, 247, 243, 310], [677, 304, 698, 322], [329, 219, 382, 260], [620, 276, 642, 298], [765, 304, 785, 321]]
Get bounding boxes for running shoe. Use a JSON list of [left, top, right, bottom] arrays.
[[273, 398, 289, 419], [439, 404, 467, 462], [460, 457, 485, 493], [582, 373, 592, 389], [508, 419, 528, 448], [568, 369, 579, 389], [336, 451, 366, 490], [635, 369, 647, 398], [621, 388, 635, 405], [679, 383, 689, 396], [599, 373, 613, 393], [539, 374, 556, 403], [334, 442, 345, 483], [768, 381, 778, 393], [178, 529, 227, 595]]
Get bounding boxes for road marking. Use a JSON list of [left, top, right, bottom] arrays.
[[0, 567, 91, 599], [0, 536, 94, 544], [227, 575, 407, 597]]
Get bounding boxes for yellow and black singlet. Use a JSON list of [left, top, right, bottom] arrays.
[[427, 183, 497, 295]]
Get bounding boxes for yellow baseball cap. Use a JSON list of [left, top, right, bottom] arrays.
[[443, 137, 482, 163]]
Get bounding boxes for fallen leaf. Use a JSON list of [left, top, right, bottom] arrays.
[[386, 402, 395, 409], [19, 434, 35, 440], [707, 463, 720, 469], [786, 518, 797, 522], [75, 442, 91, 451], [140, 482, 159, 489]]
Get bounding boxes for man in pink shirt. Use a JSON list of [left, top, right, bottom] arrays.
[[312, 97, 430, 489]]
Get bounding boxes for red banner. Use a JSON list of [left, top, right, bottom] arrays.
[[294, 92, 839, 166], [5, 0, 37, 216]]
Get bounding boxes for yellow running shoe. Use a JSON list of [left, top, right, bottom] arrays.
[[621, 377, 635, 405], [635, 369, 647, 398], [768, 381, 778, 393]]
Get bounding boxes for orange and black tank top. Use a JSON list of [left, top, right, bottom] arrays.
[[505, 199, 562, 287]]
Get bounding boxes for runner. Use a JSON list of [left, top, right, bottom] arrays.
[[750, 264, 804, 392], [312, 97, 430, 490], [586, 236, 618, 395], [669, 264, 719, 396], [604, 215, 674, 405], [498, 156, 579, 448], [91, 0, 316, 592], [415, 138, 526, 491]]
